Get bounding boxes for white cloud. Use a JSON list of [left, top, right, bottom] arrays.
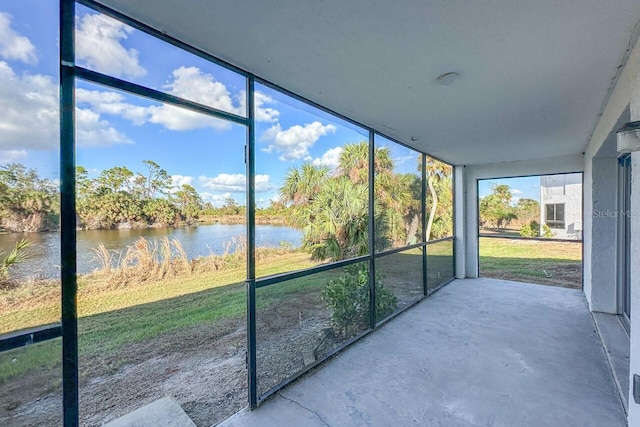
[[393, 154, 416, 165], [270, 194, 282, 204], [77, 88, 149, 125], [76, 68, 279, 137], [312, 146, 343, 168], [75, 12, 146, 78], [260, 121, 337, 161], [254, 175, 273, 192], [511, 188, 523, 195], [0, 61, 58, 151], [75, 107, 133, 147], [148, 104, 229, 131], [254, 91, 280, 123], [0, 61, 133, 151], [165, 66, 242, 114], [199, 173, 272, 192], [237, 90, 279, 123], [0, 13, 37, 64], [171, 174, 193, 188], [0, 149, 27, 164], [79, 83, 230, 131], [73, 68, 279, 137], [147, 66, 244, 131], [201, 192, 233, 207]]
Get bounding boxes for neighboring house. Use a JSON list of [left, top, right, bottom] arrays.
[[539, 173, 582, 239]]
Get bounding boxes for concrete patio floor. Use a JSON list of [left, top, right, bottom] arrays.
[[219, 278, 626, 427]]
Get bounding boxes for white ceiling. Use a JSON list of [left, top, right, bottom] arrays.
[[98, 0, 640, 165]]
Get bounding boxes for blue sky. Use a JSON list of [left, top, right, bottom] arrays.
[[478, 176, 541, 203], [0, 1, 421, 208]]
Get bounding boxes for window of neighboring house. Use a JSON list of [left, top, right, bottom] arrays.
[[545, 203, 565, 228]]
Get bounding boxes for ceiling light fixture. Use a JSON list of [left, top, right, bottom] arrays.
[[436, 72, 460, 87], [616, 121, 640, 153]]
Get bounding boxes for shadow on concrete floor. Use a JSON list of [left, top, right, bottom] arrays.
[[220, 278, 626, 427]]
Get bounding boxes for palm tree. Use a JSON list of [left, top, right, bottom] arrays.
[[0, 239, 30, 283], [298, 177, 391, 261], [337, 142, 369, 183], [301, 177, 369, 261], [425, 157, 452, 241], [280, 163, 330, 206]]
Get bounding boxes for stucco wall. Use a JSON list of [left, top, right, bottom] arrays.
[[629, 57, 640, 425], [582, 26, 640, 423], [539, 173, 583, 239], [589, 157, 619, 313]]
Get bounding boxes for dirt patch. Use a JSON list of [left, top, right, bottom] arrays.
[[1, 268, 428, 426], [483, 263, 582, 289], [1, 292, 352, 426], [1, 317, 249, 427]]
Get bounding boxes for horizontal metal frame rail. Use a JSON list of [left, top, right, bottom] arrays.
[[374, 242, 425, 258], [478, 234, 582, 243], [425, 236, 455, 245], [75, 67, 249, 126], [0, 324, 62, 353], [255, 255, 370, 289]]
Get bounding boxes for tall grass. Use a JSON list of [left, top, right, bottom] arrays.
[[94, 237, 192, 287], [192, 235, 247, 274], [92, 235, 301, 287]]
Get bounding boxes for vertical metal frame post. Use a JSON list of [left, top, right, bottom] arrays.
[[368, 130, 376, 328], [60, 0, 79, 425], [476, 179, 481, 277], [246, 76, 258, 408], [422, 154, 428, 295], [451, 165, 456, 281]]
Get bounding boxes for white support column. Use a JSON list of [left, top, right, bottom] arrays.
[[464, 169, 479, 278], [590, 156, 620, 313], [582, 155, 594, 309], [454, 165, 466, 278]]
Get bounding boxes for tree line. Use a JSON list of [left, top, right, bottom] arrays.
[[0, 161, 203, 232], [279, 142, 453, 262], [479, 184, 552, 238], [0, 149, 454, 246], [0, 163, 59, 232], [76, 160, 202, 229]]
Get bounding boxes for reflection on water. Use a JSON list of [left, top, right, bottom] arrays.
[[0, 223, 302, 280]]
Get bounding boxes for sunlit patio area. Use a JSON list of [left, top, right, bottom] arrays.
[[219, 278, 625, 427], [2, 1, 640, 425]]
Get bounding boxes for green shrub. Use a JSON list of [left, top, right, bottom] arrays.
[[519, 220, 538, 237], [518, 220, 555, 238], [321, 265, 397, 336]]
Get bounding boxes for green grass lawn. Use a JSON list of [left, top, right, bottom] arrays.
[[2, 242, 455, 388], [426, 239, 454, 291], [2, 238, 581, 387], [479, 237, 582, 288], [0, 250, 316, 384]]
